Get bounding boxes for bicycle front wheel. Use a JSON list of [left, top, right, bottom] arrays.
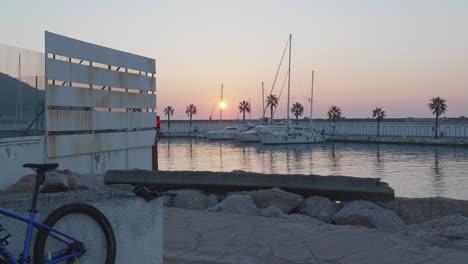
[[33, 203, 116, 264]]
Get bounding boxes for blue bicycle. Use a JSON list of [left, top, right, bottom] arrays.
[[0, 163, 116, 264]]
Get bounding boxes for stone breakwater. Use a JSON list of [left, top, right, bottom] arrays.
[[161, 188, 468, 250], [5, 170, 468, 251]]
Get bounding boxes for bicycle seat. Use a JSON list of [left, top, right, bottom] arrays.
[[23, 163, 59, 171]]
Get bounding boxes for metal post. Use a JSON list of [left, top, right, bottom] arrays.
[[310, 70, 314, 127], [286, 34, 292, 131], [220, 83, 223, 122], [262, 82, 265, 123]]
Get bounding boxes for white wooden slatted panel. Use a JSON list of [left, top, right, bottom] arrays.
[[48, 130, 156, 158], [48, 85, 92, 107], [48, 111, 156, 131], [45, 31, 156, 73], [48, 85, 156, 109], [93, 112, 155, 130], [127, 112, 156, 129], [47, 59, 156, 91], [48, 110, 92, 131], [126, 92, 156, 109]]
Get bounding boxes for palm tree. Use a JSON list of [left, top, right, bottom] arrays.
[[185, 104, 197, 132], [238, 101, 251, 123], [428, 97, 447, 138], [372, 107, 386, 137], [291, 102, 304, 125], [266, 94, 279, 124], [327, 105, 342, 135], [163, 106, 174, 131]]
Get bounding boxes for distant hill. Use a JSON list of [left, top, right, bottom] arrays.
[[0, 72, 44, 121]]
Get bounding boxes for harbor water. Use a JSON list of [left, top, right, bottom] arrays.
[[158, 138, 468, 200]]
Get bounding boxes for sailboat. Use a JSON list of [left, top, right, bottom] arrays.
[[259, 35, 328, 145], [236, 81, 287, 142]]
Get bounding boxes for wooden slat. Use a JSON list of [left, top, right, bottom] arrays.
[[46, 31, 156, 73], [48, 130, 156, 158], [47, 59, 156, 91], [48, 110, 156, 132], [48, 85, 156, 109], [48, 110, 92, 131]]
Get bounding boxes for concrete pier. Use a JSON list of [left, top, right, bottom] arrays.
[[105, 170, 395, 201]]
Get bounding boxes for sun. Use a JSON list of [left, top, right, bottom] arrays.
[[219, 102, 226, 109]]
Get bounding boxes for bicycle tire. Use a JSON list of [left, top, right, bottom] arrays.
[[33, 203, 116, 264]]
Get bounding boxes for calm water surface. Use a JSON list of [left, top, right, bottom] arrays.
[[158, 138, 468, 200]]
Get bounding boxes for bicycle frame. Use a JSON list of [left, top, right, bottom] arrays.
[[0, 208, 85, 264]]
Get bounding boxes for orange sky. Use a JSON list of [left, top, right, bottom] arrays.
[[1, 0, 467, 120]]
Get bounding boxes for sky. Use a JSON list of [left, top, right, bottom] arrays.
[[1, 0, 467, 120]]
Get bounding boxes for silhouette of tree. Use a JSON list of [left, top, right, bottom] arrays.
[[291, 102, 304, 125], [327, 105, 342, 135], [266, 94, 279, 124], [428, 97, 447, 138], [185, 104, 197, 132], [163, 106, 174, 131], [372, 107, 386, 137], [238, 100, 251, 123]]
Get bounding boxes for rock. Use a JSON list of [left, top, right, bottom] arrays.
[[249, 188, 303, 213], [5, 171, 105, 193], [378, 197, 468, 224], [5, 174, 36, 192], [107, 184, 134, 192], [287, 214, 323, 224], [333, 200, 404, 232], [297, 196, 337, 223], [208, 194, 258, 216], [257, 205, 289, 219], [402, 214, 468, 249], [40, 171, 72, 193], [168, 189, 218, 210], [68, 173, 104, 191], [162, 195, 174, 207]]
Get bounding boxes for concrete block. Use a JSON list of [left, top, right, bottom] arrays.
[[0, 190, 162, 264]]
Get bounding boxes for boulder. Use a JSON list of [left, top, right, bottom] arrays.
[[208, 194, 258, 216], [287, 214, 323, 224], [107, 184, 134, 192], [5, 171, 105, 193], [333, 200, 404, 232], [40, 171, 70, 193], [378, 197, 468, 224], [67, 173, 104, 191], [257, 205, 289, 219], [297, 196, 337, 223], [5, 174, 36, 192], [402, 214, 468, 249], [249, 188, 303, 213], [168, 189, 218, 210]]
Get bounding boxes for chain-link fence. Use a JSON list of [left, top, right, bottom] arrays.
[[0, 43, 45, 138]]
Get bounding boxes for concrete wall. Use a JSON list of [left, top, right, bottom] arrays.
[[0, 136, 153, 189], [161, 119, 468, 138], [0, 190, 163, 264], [0, 136, 46, 189]]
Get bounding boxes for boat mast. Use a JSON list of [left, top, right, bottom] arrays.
[[262, 81, 265, 123], [220, 83, 223, 122], [286, 34, 292, 131], [310, 70, 314, 127]]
